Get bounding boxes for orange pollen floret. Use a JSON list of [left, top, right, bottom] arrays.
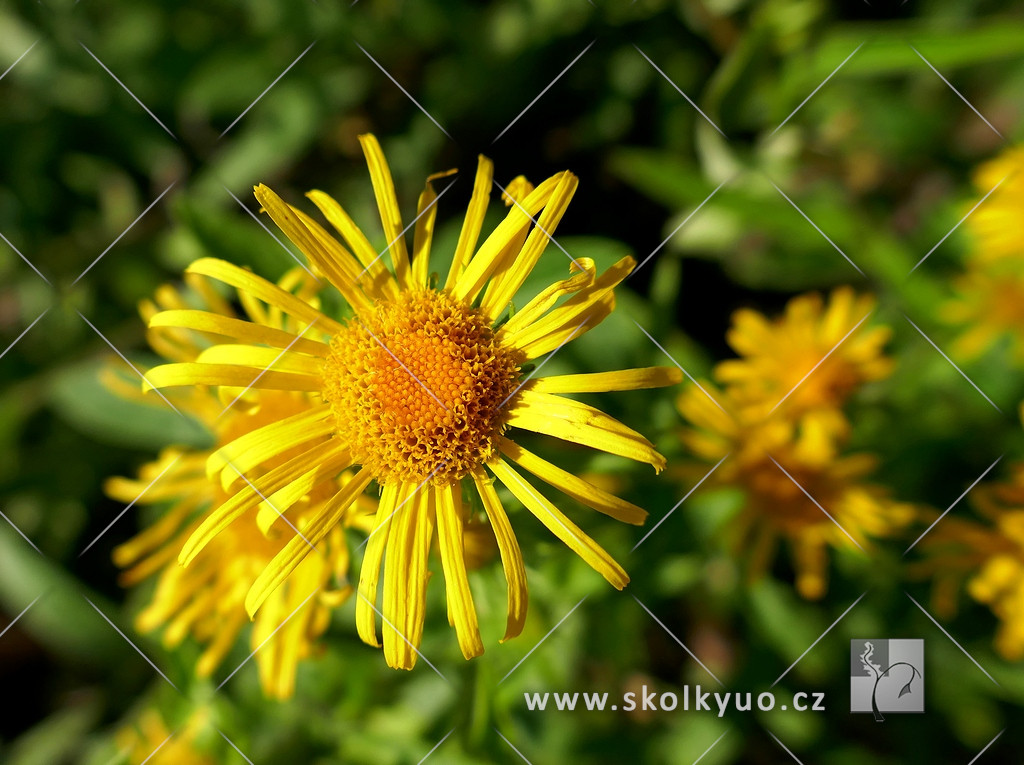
[[321, 289, 522, 485]]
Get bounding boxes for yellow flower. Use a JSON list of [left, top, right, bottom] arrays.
[[716, 287, 891, 416], [117, 707, 215, 765], [107, 273, 364, 698], [143, 134, 679, 669], [964, 146, 1024, 264], [919, 457, 1024, 661], [942, 262, 1024, 361], [679, 384, 913, 598], [677, 289, 911, 598]]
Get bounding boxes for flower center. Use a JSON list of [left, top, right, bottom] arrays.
[[322, 290, 522, 484]]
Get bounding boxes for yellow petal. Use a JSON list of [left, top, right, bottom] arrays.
[[445, 155, 494, 290], [412, 169, 457, 288], [195, 344, 323, 377], [246, 466, 373, 617], [472, 468, 528, 641], [359, 134, 411, 289], [356, 483, 400, 648], [149, 310, 330, 357], [434, 483, 484, 659], [489, 459, 628, 589], [498, 437, 647, 525], [531, 366, 683, 394], [143, 362, 322, 393], [506, 389, 666, 471]]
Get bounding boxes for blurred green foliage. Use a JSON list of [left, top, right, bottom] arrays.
[[2, 0, 1023, 763]]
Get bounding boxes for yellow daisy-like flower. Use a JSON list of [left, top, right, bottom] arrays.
[[964, 146, 1024, 264], [942, 262, 1024, 361], [117, 707, 215, 765], [679, 384, 913, 598], [716, 287, 891, 416], [677, 289, 911, 598], [107, 272, 364, 698], [143, 134, 679, 669]]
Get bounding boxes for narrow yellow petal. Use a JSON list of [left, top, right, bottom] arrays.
[[306, 189, 399, 300], [435, 484, 484, 659], [148, 310, 330, 357], [498, 437, 647, 525], [246, 466, 373, 617], [489, 459, 629, 589], [471, 468, 528, 641], [480, 171, 578, 321], [356, 483, 400, 648], [506, 389, 666, 471], [207, 404, 334, 489], [359, 134, 411, 289], [513, 293, 615, 359], [412, 169, 457, 288], [143, 363, 322, 393], [179, 442, 350, 566], [497, 260, 595, 337], [186, 258, 342, 333], [194, 345, 323, 377], [531, 366, 683, 394], [445, 155, 493, 290]]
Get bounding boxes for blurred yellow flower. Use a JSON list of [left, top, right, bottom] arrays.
[[141, 134, 679, 669], [964, 146, 1024, 264], [107, 273, 364, 699], [117, 707, 215, 765], [717, 287, 891, 416], [943, 264, 1024, 360], [677, 289, 911, 598]]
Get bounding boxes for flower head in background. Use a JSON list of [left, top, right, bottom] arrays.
[[678, 289, 911, 598], [117, 707, 215, 765], [964, 146, 1024, 265], [107, 273, 364, 698], [143, 134, 679, 669]]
